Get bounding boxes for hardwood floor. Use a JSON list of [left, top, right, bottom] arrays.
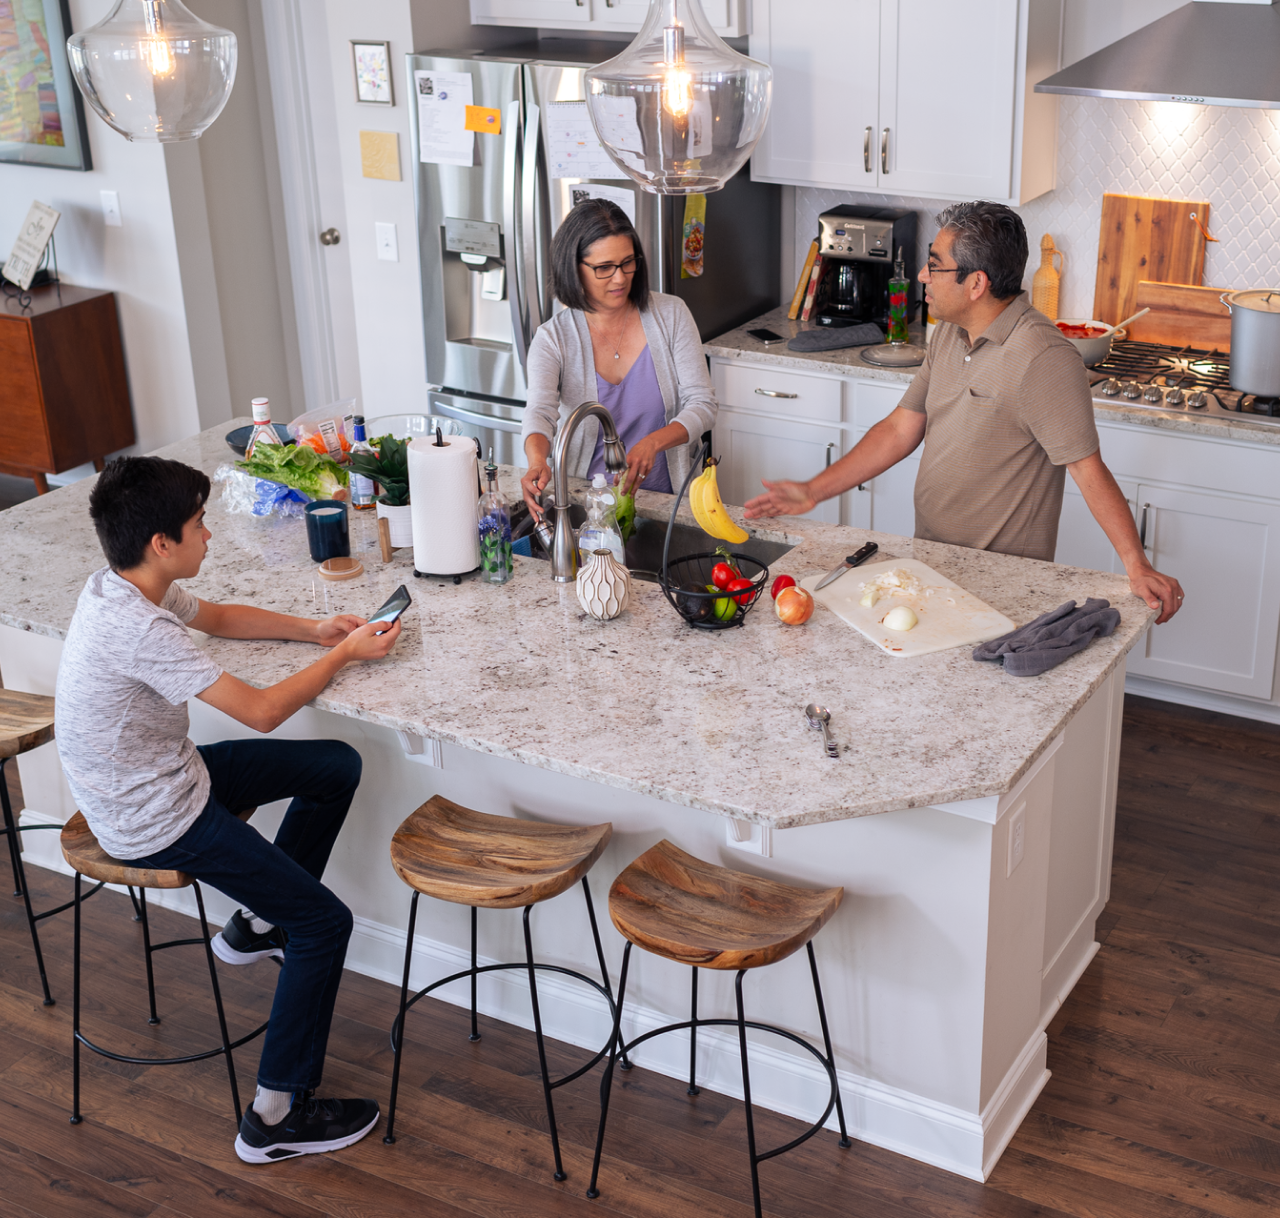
[[2, 694, 1279, 1217]]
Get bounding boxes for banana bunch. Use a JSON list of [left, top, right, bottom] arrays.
[[689, 459, 749, 544]]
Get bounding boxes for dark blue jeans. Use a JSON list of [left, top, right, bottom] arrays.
[[125, 739, 361, 1093]]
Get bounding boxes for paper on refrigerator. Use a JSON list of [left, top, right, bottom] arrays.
[[590, 96, 645, 172], [547, 101, 625, 180], [414, 70, 475, 166], [566, 183, 636, 226]]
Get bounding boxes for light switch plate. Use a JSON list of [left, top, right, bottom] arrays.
[[100, 191, 122, 227], [375, 222, 398, 262]]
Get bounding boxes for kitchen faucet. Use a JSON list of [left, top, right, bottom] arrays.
[[542, 402, 627, 582]]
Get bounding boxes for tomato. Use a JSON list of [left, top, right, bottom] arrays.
[[770, 574, 797, 600], [727, 576, 757, 606], [711, 561, 739, 590]]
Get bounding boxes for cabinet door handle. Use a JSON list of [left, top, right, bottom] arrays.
[[825, 441, 837, 467], [857, 483, 868, 491], [1138, 502, 1152, 550], [864, 126, 872, 174], [755, 388, 798, 399], [319, 228, 341, 246], [881, 128, 890, 175]]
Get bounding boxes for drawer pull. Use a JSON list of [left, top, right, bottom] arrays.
[[1139, 503, 1152, 550], [825, 441, 836, 467], [755, 388, 799, 399]]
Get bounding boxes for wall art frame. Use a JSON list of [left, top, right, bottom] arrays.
[[351, 39, 394, 106]]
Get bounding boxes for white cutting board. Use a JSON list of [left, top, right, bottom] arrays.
[[800, 558, 1016, 658]]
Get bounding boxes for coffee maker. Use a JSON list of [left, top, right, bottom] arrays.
[[815, 205, 918, 331]]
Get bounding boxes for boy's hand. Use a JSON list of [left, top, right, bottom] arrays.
[[336, 618, 401, 662], [315, 614, 366, 647]]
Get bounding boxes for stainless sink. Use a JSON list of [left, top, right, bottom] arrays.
[[524, 508, 794, 581]]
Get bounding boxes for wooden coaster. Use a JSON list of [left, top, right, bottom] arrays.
[[318, 556, 364, 581]]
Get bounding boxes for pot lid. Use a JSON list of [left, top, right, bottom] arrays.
[[1226, 290, 1280, 313]]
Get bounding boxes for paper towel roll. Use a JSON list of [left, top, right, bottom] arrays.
[[408, 435, 480, 575]]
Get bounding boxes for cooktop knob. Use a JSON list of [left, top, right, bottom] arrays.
[[1164, 387, 1185, 406], [1121, 382, 1142, 399], [1101, 379, 1121, 396], [1143, 385, 1163, 403], [1187, 391, 1207, 409]]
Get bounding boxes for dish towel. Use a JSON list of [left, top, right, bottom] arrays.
[[972, 598, 1121, 677]]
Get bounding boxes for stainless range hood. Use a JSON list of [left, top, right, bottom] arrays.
[[1035, 2, 1280, 109]]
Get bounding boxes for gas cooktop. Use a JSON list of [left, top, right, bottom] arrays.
[[1088, 340, 1280, 426]]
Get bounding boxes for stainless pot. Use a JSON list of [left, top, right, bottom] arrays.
[[1220, 290, 1280, 396]]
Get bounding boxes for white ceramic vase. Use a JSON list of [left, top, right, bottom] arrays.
[[376, 501, 413, 548], [576, 549, 631, 621]]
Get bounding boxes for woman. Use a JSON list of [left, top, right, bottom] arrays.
[[520, 199, 717, 512]]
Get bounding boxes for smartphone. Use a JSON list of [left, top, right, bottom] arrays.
[[748, 327, 786, 344], [369, 584, 411, 633]]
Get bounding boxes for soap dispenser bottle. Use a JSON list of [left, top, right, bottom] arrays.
[[477, 450, 512, 584], [577, 473, 624, 565]]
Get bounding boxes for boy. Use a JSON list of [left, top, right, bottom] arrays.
[[55, 456, 401, 1162]]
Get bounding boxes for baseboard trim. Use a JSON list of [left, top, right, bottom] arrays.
[[1125, 675, 1280, 725]]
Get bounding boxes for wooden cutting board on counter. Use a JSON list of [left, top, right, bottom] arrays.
[[800, 559, 1015, 659], [1093, 193, 1210, 326], [1126, 281, 1233, 350]]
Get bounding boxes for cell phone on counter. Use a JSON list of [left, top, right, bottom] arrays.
[[368, 584, 411, 633], [748, 327, 786, 344]]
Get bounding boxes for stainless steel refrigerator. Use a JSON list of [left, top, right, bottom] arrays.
[[407, 40, 780, 465]]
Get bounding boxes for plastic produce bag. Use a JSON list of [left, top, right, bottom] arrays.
[[214, 465, 309, 518], [288, 398, 357, 459]]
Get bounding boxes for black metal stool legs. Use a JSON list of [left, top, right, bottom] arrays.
[[581, 876, 630, 1072], [1, 756, 53, 1006], [688, 967, 700, 1095], [136, 888, 161, 1025], [523, 904, 567, 1181], [469, 905, 480, 1042], [586, 940, 631, 1200], [384, 890, 420, 1145], [71, 871, 83, 1124], [734, 969, 763, 1218], [807, 942, 851, 1149], [194, 882, 244, 1125]]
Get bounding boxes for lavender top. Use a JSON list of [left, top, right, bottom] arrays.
[[588, 345, 673, 493]]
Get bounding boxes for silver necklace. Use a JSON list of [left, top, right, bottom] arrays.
[[593, 305, 631, 360]]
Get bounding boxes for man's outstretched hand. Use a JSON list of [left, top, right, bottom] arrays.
[[743, 480, 817, 519]]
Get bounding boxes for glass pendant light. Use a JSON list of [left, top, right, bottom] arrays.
[[67, 1, 236, 143], [585, 0, 771, 195]]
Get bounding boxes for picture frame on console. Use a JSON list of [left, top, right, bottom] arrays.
[[351, 40, 394, 106], [0, 0, 92, 171]]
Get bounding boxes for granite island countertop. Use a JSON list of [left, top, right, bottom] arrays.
[[708, 306, 1280, 448], [0, 423, 1155, 829]]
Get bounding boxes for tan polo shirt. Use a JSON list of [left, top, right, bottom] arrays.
[[899, 293, 1098, 561]]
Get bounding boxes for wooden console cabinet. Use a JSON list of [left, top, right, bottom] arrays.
[[0, 285, 134, 493]]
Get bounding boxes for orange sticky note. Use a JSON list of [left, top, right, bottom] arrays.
[[464, 106, 502, 135]]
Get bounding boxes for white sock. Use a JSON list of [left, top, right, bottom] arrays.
[[244, 912, 274, 936], [253, 1085, 293, 1126]]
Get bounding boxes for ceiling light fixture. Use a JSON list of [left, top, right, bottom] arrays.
[[67, 0, 237, 143], [585, 0, 772, 195]]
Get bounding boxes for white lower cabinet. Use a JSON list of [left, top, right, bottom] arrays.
[[843, 431, 920, 538], [713, 407, 843, 526], [1056, 476, 1280, 701]]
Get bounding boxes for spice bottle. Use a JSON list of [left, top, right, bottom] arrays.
[[1031, 234, 1064, 320]]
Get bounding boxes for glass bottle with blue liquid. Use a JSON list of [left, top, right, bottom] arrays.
[[478, 450, 512, 584]]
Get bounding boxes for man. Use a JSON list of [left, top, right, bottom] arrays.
[[55, 456, 401, 1162], [745, 201, 1184, 623]]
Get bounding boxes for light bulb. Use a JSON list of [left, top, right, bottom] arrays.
[[67, 0, 236, 143], [586, 0, 772, 195]]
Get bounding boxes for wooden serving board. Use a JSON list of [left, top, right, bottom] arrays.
[[1092, 193, 1209, 327], [800, 559, 1015, 659], [1126, 281, 1233, 351]]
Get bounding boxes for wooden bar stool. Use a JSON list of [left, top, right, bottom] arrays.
[[586, 839, 851, 1218], [60, 808, 268, 1127], [0, 689, 101, 1006], [384, 794, 616, 1181]]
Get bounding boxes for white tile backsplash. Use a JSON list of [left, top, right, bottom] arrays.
[[794, 95, 1280, 321]]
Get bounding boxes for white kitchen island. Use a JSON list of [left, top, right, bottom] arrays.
[[0, 424, 1152, 1181]]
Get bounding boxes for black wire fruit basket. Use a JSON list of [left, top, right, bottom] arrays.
[[659, 441, 769, 631]]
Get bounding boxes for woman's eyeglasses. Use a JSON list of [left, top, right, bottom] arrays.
[[582, 255, 639, 279]]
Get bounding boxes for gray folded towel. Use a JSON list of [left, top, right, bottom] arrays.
[[972, 598, 1121, 677], [787, 322, 884, 352]]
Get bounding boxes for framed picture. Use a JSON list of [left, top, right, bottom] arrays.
[[0, 0, 92, 171], [351, 40, 394, 106]]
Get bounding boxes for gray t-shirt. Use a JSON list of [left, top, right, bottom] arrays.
[[55, 568, 223, 860]]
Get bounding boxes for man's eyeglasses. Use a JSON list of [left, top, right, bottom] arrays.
[[582, 255, 639, 279], [925, 263, 965, 277]]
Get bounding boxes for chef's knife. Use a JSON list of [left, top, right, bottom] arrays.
[[815, 542, 879, 591]]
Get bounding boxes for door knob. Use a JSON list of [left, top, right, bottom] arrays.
[[319, 228, 341, 246]]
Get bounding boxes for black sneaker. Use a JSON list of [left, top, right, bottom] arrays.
[[212, 909, 286, 965], [235, 1093, 380, 1163]]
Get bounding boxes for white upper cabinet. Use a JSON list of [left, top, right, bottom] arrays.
[[469, 0, 748, 37], [750, 0, 1062, 205]]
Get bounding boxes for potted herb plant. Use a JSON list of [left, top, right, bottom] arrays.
[[348, 434, 413, 547]]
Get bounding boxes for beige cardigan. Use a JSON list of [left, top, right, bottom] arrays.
[[519, 292, 718, 491]]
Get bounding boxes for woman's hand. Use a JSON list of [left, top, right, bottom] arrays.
[[618, 422, 689, 495], [520, 460, 552, 516]]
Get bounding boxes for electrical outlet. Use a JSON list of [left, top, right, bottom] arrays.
[[100, 190, 122, 227], [375, 222, 398, 262], [1006, 801, 1026, 877]]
